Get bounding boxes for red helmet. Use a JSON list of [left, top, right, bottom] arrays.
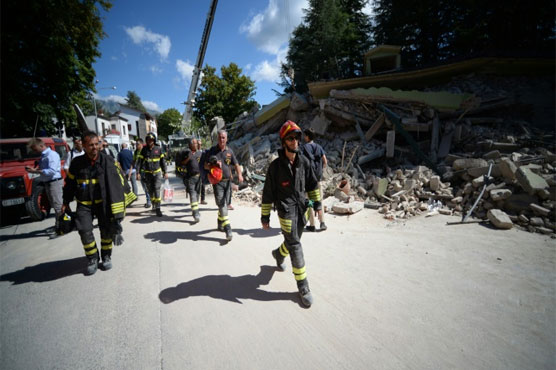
[[208, 165, 223, 185], [279, 120, 302, 140]]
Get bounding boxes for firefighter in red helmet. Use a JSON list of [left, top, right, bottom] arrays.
[[260, 120, 320, 307]]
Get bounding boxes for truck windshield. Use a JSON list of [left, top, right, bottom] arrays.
[[0, 143, 41, 161]]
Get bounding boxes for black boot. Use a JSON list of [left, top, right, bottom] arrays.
[[224, 225, 233, 241], [193, 210, 200, 223], [297, 280, 313, 308], [272, 249, 286, 271], [156, 208, 163, 217], [101, 253, 112, 271], [86, 257, 98, 276]]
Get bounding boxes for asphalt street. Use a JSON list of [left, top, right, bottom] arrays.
[[1, 173, 554, 370]]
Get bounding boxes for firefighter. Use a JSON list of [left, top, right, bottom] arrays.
[[203, 129, 243, 241], [136, 132, 168, 217], [62, 131, 132, 275], [260, 121, 320, 307], [176, 138, 202, 223]]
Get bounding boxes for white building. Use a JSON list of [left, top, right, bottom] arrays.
[[84, 113, 131, 151], [116, 104, 158, 141]]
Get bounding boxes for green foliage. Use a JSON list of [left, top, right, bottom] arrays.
[[371, 0, 555, 68], [1, 0, 112, 138], [125, 91, 147, 112], [157, 108, 183, 140], [283, 0, 372, 92], [193, 63, 258, 127]]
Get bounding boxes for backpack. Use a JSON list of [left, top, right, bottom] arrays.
[[302, 143, 323, 180]]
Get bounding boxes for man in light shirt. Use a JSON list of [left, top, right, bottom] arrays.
[[64, 137, 84, 176]]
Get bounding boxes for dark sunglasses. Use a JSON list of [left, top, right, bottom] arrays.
[[285, 136, 300, 142]]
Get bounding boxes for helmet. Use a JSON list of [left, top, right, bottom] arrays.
[[279, 120, 302, 140], [56, 212, 75, 235], [207, 165, 223, 185], [145, 132, 157, 142]]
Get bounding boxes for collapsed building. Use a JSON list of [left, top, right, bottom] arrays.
[[217, 49, 556, 236]]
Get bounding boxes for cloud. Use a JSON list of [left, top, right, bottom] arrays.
[[143, 100, 161, 112], [251, 47, 288, 83], [244, 63, 252, 71], [240, 0, 306, 55], [176, 59, 194, 82], [150, 65, 163, 74], [124, 25, 171, 60], [99, 94, 127, 105]]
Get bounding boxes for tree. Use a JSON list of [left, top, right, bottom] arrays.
[[157, 108, 182, 140], [125, 91, 147, 112], [193, 63, 258, 126], [371, 0, 555, 68], [282, 0, 372, 92], [1, 0, 112, 137]]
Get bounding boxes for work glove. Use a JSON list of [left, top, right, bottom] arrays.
[[305, 199, 314, 209]]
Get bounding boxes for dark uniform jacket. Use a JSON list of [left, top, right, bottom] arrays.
[[136, 145, 166, 175], [261, 149, 319, 220], [204, 145, 238, 180], [176, 150, 202, 178], [64, 152, 131, 220]]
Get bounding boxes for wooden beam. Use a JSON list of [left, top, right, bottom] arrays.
[[364, 113, 385, 141]]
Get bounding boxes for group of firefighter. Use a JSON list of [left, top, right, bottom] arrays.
[[62, 120, 326, 307]]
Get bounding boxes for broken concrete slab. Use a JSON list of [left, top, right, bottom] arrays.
[[310, 114, 331, 136], [529, 203, 551, 217], [453, 158, 489, 171], [487, 209, 514, 229], [467, 165, 501, 178], [490, 189, 512, 201], [332, 201, 364, 214], [498, 158, 518, 180], [289, 93, 310, 112], [504, 193, 540, 213], [515, 167, 549, 195]]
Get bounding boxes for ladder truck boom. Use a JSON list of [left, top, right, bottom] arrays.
[[181, 0, 218, 132]]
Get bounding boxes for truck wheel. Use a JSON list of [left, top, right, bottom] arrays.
[[25, 183, 51, 221]]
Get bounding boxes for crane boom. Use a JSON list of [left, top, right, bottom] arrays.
[[182, 0, 218, 132]]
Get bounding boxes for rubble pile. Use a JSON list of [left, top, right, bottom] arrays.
[[223, 74, 555, 235]]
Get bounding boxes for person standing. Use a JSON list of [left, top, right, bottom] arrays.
[[63, 137, 84, 176], [129, 139, 151, 208], [176, 139, 202, 223], [102, 139, 114, 158], [62, 131, 127, 275], [203, 130, 243, 241], [117, 143, 136, 195], [25, 138, 64, 238], [260, 121, 320, 307], [302, 128, 327, 231], [136, 132, 167, 217]]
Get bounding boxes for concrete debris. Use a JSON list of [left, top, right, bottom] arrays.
[[219, 74, 554, 235]]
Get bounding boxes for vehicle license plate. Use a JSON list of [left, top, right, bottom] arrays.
[[2, 197, 25, 207]]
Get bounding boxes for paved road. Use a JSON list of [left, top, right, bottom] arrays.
[[1, 175, 555, 370]]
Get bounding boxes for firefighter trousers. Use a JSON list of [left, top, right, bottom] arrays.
[[273, 210, 309, 291], [75, 203, 112, 261], [184, 174, 201, 216], [145, 173, 162, 209], [213, 180, 231, 230]]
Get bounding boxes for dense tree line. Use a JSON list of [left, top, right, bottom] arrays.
[[283, 0, 555, 93], [1, 0, 112, 137]]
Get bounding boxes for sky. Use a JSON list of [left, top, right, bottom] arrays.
[[93, 0, 373, 115]]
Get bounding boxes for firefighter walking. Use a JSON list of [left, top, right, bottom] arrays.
[[176, 138, 202, 223], [136, 132, 168, 217], [62, 131, 132, 275], [261, 121, 321, 307], [204, 130, 243, 241]]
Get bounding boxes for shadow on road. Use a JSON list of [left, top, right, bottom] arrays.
[[234, 227, 281, 238], [0, 225, 59, 242], [0, 257, 85, 284], [144, 229, 227, 245], [159, 265, 298, 304]]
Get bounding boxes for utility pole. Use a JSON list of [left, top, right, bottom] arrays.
[[181, 0, 218, 133]]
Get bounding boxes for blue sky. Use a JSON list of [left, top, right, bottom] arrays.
[[93, 0, 374, 115], [92, 0, 312, 114]]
